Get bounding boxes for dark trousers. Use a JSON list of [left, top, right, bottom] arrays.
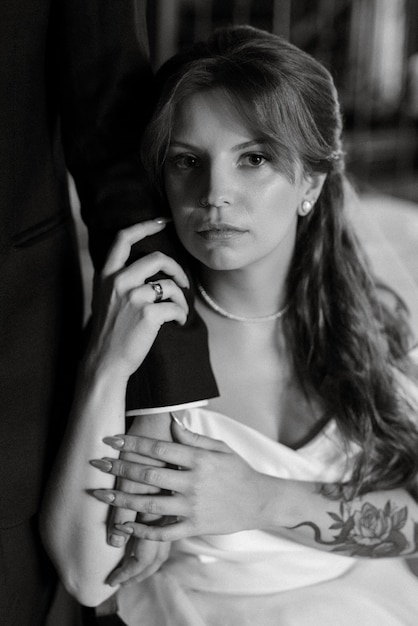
[[0, 515, 104, 625], [0, 517, 55, 625]]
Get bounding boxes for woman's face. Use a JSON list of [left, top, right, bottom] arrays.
[[164, 89, 315, 274]]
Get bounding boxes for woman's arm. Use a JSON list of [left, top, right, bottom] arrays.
[[40, 220, 189, 607], [41, 364, 129, 607], [263, 477, 418, 559], [104, 413, 173, 588], [92, 420, 418, 560], [41, 381, 173, 606]]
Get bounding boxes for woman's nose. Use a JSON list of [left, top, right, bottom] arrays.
[[199, 163, 233, 208]]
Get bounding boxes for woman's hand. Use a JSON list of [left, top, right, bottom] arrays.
[[91, 420, 268, 541], [86, 219, 190, 380]]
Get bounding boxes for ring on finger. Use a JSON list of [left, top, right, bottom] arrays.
[[149, 281, 164, 303]]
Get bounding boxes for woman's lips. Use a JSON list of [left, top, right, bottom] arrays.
[[196, 224, 247, 241]]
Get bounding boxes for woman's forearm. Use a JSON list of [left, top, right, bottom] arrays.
[[261, 475, 418, 558], [93, 424, 418, 559], [39, 221, 190, 605], [40, 360, 129, 607]]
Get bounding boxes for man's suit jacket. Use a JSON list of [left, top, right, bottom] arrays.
[[0, 0, 217, 530], [0, 0, 157, 532], [1, 2, 218, 620], [0, 2, 165, 622]]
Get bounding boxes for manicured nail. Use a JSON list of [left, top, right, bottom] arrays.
[[108, 534, 128, 548], [154, 216, 172, 224], [171, 413, 186, 429], [92, 490, 116, 503], [103, 436, 125, 449], [114, 524, 134, 535], [90, 459, 112, 472]]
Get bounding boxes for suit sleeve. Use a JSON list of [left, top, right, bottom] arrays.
[[56, 0, 218, 408]]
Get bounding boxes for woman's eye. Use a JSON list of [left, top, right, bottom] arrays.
[[169, 154, 200, 170], [241, 153, 269, 167]]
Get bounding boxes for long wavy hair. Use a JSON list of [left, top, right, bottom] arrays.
[[142, 25, 418, 498]]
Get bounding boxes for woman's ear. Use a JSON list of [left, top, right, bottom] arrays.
[[298, 173, 327, 216], [304, 172, 327, 203]]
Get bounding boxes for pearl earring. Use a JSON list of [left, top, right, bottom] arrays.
[[300, 200, 314, 216]]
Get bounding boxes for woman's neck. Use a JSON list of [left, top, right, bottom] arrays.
[[197, 264, 287, 320]]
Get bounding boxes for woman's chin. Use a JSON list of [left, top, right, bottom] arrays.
[[193, 249, 248, 272]]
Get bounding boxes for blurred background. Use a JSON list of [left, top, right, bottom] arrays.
[[147, 0, 418, 201]]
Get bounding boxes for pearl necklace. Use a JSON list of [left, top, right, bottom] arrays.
[[197, 283, 288, 323]]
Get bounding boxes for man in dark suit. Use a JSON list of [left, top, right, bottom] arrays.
[[0, 2, 216, 624]]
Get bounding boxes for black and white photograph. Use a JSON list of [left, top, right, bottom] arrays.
[[1, 1, 418, 624]]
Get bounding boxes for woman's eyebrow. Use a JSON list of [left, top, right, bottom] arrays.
[[232, 139, 266, 152], [168, 138, 267, 151], [168, 140, 197, 150]]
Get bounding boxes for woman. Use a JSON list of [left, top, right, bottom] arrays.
[[42, 26, 418, 624]]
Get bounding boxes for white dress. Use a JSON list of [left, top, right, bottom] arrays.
[[115, 400, 418, 626]]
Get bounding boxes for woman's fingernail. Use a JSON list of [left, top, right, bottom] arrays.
[[103, 436, 125, 449], [90, 459, 112, 472], [114, 524, 134, 535], [171, 413, 186, 429], [154, 216, 172, 224], [108, 534, 128, 547], [92, 490, 116, 503]]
